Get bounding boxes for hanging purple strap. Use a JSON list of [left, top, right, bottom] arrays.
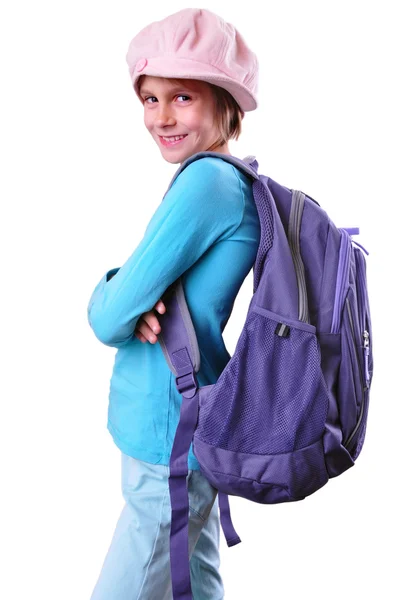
[[158, 279, 241, 600], [218, 493, 241, 547], [168, 367, 199, 600], [168, 365, 241, 599]]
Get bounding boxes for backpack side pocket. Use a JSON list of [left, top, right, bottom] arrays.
[[338, 289, 369, 458], [331, 231, 373, 460], [347, 247, 373, 459], [197, 306, 330, 455]]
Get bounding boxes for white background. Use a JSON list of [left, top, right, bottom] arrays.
[[1, 1, 392, 598]]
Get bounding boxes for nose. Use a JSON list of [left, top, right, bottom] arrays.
[[154, 102, 176, 128]]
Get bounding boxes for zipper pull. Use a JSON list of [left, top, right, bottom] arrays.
[[363, 330, 370, 387], [363, 330, 369, 347]]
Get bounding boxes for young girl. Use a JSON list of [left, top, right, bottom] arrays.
[[88, 8, 260, 599]]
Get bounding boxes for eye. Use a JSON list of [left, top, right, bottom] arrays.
[[143, 95, 191, 104]]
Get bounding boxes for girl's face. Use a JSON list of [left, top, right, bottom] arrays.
[[139, 76, 231, 165]]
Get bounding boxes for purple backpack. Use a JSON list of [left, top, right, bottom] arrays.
[[157, 152, 373, 599]]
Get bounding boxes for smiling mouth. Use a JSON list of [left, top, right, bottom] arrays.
[[159, 134, 188, 140], [159, 134, 189, 147]]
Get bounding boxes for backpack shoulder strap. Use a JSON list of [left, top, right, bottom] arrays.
[[164, 151, 260, 198]]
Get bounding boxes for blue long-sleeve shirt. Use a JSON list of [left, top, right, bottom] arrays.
[[87, 155, 260, 469]]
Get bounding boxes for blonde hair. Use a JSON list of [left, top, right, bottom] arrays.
[[137, 76, 243, 150], [208, 82, 244, 150]]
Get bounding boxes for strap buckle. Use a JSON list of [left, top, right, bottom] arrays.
[[175, 371, 198, 398]]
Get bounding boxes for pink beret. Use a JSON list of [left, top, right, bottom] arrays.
[[125, 8, 259, 113]]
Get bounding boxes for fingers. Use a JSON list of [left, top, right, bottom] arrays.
[[137, 319, 158, 343], [139, 306, 164, 343], [135, 331, 148, 343], [135, 300, 166, 344], [155, 300, 166, 314]]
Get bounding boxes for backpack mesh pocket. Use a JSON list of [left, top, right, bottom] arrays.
[[196, 307, 330, 455]]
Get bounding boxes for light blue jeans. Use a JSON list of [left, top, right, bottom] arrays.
[[89, 452, 225, 600]]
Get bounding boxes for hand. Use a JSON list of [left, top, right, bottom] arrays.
[[135, 299, 166, 344]]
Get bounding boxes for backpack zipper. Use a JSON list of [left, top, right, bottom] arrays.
[[363, 330, 370, 388], [288, 190, 310, 323], [343, 297, 366, 450], [331, 229, 351, 333], [354, 248, 371, 388]]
